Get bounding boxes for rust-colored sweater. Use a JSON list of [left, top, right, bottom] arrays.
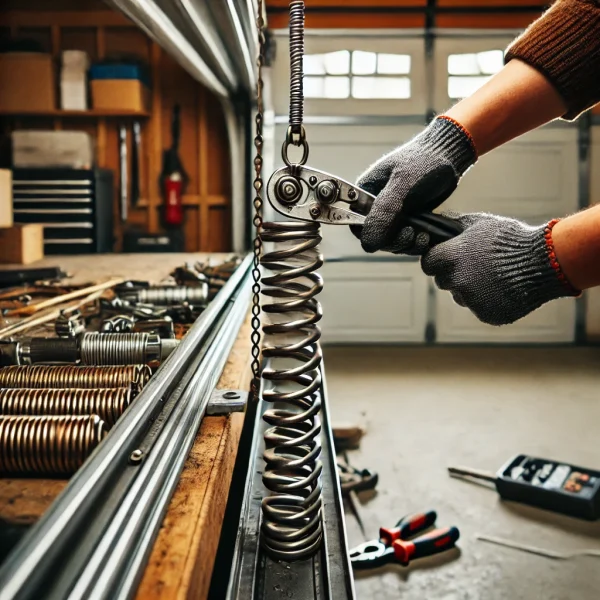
[[505, 0, 600, 120]]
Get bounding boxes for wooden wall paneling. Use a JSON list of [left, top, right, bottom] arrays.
[[268, 0, 426, 6], [105, 26, 150, 61], [15, 27, 51, 51], [437, 13, 540, 28], [60, 27, 97, 60], [198, 85, 209, 252], [268, 12, 426, 28], [148, 42, 162, 233]]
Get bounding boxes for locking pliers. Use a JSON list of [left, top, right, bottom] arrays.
[[267, 165, 463, 245]]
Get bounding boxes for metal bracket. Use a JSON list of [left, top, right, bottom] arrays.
[[207, 389, 248, 415]]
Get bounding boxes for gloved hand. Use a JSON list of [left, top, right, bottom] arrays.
[[421, 213, 580, 326], [354, 116, 477, 254]]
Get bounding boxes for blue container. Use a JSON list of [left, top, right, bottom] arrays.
[[88, 64, 151, 88]]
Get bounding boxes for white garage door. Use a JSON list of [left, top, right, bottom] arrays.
[[267, 30, 578, 344]]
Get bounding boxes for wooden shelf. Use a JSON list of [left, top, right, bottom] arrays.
[[0, 109, 150, 118]]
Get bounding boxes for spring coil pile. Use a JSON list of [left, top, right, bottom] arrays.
[[259, 220, 325, 561], [0, 364, 151, 392], [0, 415, 106, 476], [288, 1, 305, 138], [0, 387, 132, 427]]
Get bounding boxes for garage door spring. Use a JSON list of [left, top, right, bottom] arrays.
[[257, 0, 325, 562], [0, 387, 133, 427], [0, 414, 106, 476], [0, 364, 152, 393], [118, 284, 209, 307]]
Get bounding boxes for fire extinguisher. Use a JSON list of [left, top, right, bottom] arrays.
[[160, 104, 188, 228]]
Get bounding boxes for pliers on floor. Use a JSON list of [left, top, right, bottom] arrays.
[[349, 510, 460, 570]]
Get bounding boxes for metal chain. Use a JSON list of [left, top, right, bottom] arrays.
[[250, 0, 266, 394]]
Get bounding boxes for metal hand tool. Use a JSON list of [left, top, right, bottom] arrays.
[[131, 121, 141, 207], [119, 124, 128, 223], [267, 164, 464, 245], [349, 510, 459, 570]]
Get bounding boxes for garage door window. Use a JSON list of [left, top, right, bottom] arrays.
[[304, 50, 411, 100], [447, 49, 504, 99]]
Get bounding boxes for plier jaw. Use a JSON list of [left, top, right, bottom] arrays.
[[266, 165, 370, 226]]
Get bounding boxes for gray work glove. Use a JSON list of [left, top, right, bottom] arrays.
[[354, 116, 477, 254], [421, 213, 580, 326]]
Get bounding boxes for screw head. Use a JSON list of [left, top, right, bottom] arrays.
[[309, 176, 317, 185], [276, 176, 302, 205], [348, 188, 357, 199], [223, 391, 240, 400], [130, 449, 144, 464], [309, 205, 321, 218], [316, 180, 339, 204]]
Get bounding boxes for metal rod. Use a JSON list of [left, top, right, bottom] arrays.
[[448, 466, 497, 483]]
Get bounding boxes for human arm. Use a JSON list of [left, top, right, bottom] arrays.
[[420, 206, 600, 326], [355, 0, 600, 254]]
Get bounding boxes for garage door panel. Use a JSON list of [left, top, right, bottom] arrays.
[[436, 292, 576, 343], [319, 261, 428, 343]]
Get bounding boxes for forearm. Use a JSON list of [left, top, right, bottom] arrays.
[[445, 59, 567, 156], [553, 205, 600, 290]]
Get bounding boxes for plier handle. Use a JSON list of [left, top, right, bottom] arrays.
[[266, 165, 464, 246], [349, 510, 460, 570]]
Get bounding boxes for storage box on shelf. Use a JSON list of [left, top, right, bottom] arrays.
[[89, 64, 151, 113], [60, 50, 90, 111], [0, 52, 56, 112]]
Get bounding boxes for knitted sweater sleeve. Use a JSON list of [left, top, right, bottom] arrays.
[[505, 0, 600, 120]]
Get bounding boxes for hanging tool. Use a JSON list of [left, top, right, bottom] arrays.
[[349, 510, 459, 570], [267, 164, 463, 245], [449, 454, 600, 520], [476, 534, 600, 560], [118, 124, 128, 223], [160, 104, 188, 228], [131, 121, 141, 207]]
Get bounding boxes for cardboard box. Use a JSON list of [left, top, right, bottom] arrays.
[[0, 224, 44, 264], [0, 53, 56, 112], [0, 169, 12, 228], [91, 79, 150, 112], [60, 50, 89, 110]]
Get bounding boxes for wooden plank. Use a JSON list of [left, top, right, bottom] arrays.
[[136, 315, 253, 600], [0, 11, 132, 28]]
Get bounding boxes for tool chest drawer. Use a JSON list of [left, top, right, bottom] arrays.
[[12, 168, 114, 254]]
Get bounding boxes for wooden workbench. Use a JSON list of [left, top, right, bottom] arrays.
[[0, 253, 252, 599]]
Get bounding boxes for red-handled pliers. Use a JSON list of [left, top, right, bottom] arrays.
[[349, 510, 459, 570]]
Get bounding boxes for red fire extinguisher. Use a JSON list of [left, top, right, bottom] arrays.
[[160, 104, 188, 228]]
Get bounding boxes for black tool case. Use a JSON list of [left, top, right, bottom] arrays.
[[12, 168, 114, 254]]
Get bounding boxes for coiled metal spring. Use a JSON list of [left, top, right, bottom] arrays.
[[259, 220, 324, 561], [0, 365, 152, 392], [121, 285, 208, 307], [0, 415, 106, 476], [80, 332, 159, 365], [288, 1, 305, 139], [0, 387, 132, 427]]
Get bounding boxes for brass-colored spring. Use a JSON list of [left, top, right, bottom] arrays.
[[0, 365, 152, 393], [0, 415, 106, 477], [0, 387, 132, 427]]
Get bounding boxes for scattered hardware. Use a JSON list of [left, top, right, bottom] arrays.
[[0, 414, 106, 476], [476, 534, 600, 560], [449, 455, 600, 520], [349, 510, 460, 570], [100, 315, 135, 333], [55, 310, 86, 337], [0, 267, 67, 288], [333, 423, 366, 452]]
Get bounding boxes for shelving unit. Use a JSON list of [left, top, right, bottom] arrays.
[[0, 2, 232, 253], [0, 109, 150, 118]]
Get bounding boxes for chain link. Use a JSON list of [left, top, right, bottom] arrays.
[[250, 0, 266, 395]]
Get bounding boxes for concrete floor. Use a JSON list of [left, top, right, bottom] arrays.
[[325, 346, 600, 600]]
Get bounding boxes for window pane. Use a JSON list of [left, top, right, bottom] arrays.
[[352, 76, 410, 99], [304, 76, 325, 98], [324, 76, 350, 98], [477, 50, 504, 75], [377, 53, 411, 75], [304, 54, 326, 75], [352, 50, 376, 75], [448, 53, 479, 75], [324, 50, 350, 75], [448, 75, 491, 99]]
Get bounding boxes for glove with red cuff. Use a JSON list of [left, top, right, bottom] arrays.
[[421, 212, 580, 325]]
